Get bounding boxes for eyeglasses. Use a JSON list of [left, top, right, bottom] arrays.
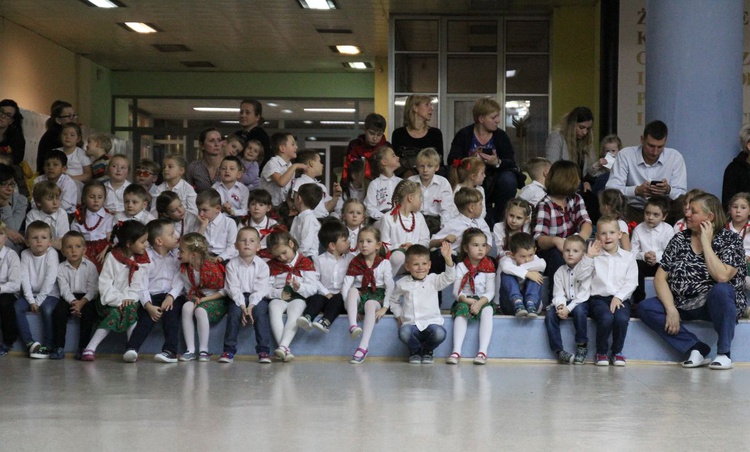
[[0, 111, 13, 120], [135, 169, 153, 177], [58, 114, 78, 120], [0, 181, 16, 188]]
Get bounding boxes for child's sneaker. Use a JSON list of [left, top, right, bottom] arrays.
[[421, 353, 434, 364], [526, 302, 538, 319], [49, 347, 65, 360], [446, 352, 460, 365], [595, 354, 609, 366], [154, 351, 178, 363], [274, 346, 294, 362], [179, 352, 196, 362], [514, 302, 527, 317], [81, 349, 95, 361], [258, 352, 272, 364], [296, 314, 313, 331], [198, 351, 211, 362], [218, 352, 234, 363], [613, 354, 627, 367], [408, 354, 422, 364], [30, 345, 50, 359], [574, 345, 588, 365], [313, 318, 331, 334], [122, 349, 138, 363], [349, 325, 363, 339], [27, 341, 41, 357], [557, 350, 574, 364]]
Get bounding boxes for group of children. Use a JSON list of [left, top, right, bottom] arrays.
[[2, 118, 749, 368]]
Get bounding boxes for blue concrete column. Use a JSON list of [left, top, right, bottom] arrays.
[[645, 0, 743, 196]]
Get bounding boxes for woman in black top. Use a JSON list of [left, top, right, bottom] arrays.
[[721, 124, 750, 211], [234, 99, 271, 169], [391, 95, 444, 177], [37, 100, 77, 174], [0, 99, 29, 196]]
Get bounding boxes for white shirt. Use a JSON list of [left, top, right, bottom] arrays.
[[364, 174, 402, 220], [26, 208, 70, 240], [99, 252, 145, 307], [225, 255, 270, 307], [152, 179, 198, 215], [380, 211, 430, 252], [433, 214, 493, 253], [140, 248, 179, 304], [292, 174, 331, 219], [581, 247, 638, 301], [551, 262, 594, 312], [631, 221, 675, 262], [248, 216, 278, 250], [493, 221, 531, 254], [347, 225, 362, 256], [56, 147, 91, 177], [451, 185, 487, 220], [213, 181, 250, 217], [728, 223, 750, 257], [57, 258, 98, 303], [499, 254, 547, 282], [71, 208, 114, 241], [260, 155, 294, 207], [606, 145, 687, 208], [116, 209, 155, 225], [174, 212, 199, 239], [20, 248, 60, 305], [390, 264, 456, 331], [408, 174, 455, 224], [341, 259, 394, 308], [34, 174, 78, 214], [104, 180, 131, 214], [267, 252, 319, 300], [518, 180, 547, 207], [0, 246, 21, 294], [204, 213, 238, 260], [290, 209, 320, 258], [453, 261, 495, 302], [314, 251, 354, 295]]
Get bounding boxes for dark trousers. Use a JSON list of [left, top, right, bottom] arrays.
[[303, 293, 344, 324], [538, 247, 565, 300], [398, 324, 446, 355], [633, 260, 658, 303], [126, 293, 183, 354], [15, 296, 59, 346], [545, 303, 589, 352], [51, 292, 97, 351], [224, 295, 272, 355], [486, 169, 519, 228], [0, 292, 18, 347], [588, 295, 631, 355]]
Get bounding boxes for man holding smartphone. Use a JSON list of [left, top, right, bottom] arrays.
[[606, 120, 687, 221]]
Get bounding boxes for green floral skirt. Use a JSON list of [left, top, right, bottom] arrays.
[[96, 302, 138, 333], [358, 288, 386, 314], [451, 296, 495, 321], [194, 297, 229, 324]]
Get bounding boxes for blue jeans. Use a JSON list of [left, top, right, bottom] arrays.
[[398, 324, 446, 355], [588, 296, 631, 355], [637, 283, 737, 356], [224, 296, 272, 355], [500, 274, 542, 312], [15, 296, 59, 347], [545, 303, 589, 352]]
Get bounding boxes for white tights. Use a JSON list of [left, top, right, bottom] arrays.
[[269, 298, 306, 348], [452, 304, 494, 356], [182, 301, 211, 353], [389, 251, 406, 276], [85, 323, 136, 352], [346, 288, 380, 351]]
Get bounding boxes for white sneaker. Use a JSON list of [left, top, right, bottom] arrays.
[[709, 354, 733, 370], [296, 315, 312, 331], [123, 349, 138, 363], [682, 349, 711, 368]]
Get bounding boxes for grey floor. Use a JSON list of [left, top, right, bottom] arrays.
[[2, 356, 750, 452]]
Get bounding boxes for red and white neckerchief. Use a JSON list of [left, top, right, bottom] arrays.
[[728, 221, 750, 241], [256, 217, 272, 238]]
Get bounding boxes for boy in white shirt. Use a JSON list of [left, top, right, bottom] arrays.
[[518, 157, 550, 208], [289, 183, 323, 259], [104, 154, 131, 215], [34, 150, 78, 215], [390, 242, 455, 364], [152, 154, 198, 215], [223, 227, 271, 363], [123, 220, 183, 363], [0, 220, 21, 356], [499, 232, 547, 317], [260, 132, 305, 208], [52, 231, 98, 360], [14, 221, 60, 359], [246, 189, 279, 259], [26, 181, 70, 250], [581, 216, 638, 367], [292, 150, 341, 219], [408, 147, 455, 235], [545, 235, 593, 365], [364, 146, 402, 222], [116, 184, 155, 225], [630, 196, 674, 304], [213, 155, 250, 218], [196, 188, 239, 262], [297, 221, 353, 333], [135, 159, 160, 199]]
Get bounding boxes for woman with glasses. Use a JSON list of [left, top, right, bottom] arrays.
[[0, 99, 29, 197], [36, 100, 77, 175]]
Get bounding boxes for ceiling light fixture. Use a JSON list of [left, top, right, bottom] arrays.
[[331, 45, 360, 55], [193, 107, 239, 112], [220, 120, 240, 124], [320, 120, 364, 125], [267, 103, 279, 107], [120, 22, 159, 33], [344, 62, 371, 69], [83, 0, 124, 8], [303, 120, 314, 124], [281, 109, 293, 114], [298, 0, 337, 10], [304, 108, 356, 113]]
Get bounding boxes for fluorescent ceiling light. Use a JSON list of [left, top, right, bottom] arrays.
[[193, 107, 240, 112], [320, 121, 364, 125], [298, 0, 337, 10], [345, 62, 370, 69], [281, 109, 293, 114], [123, 22, 158, 33], [335, 45, 360, 55], [267, 103, 279, 107], [506, 69, 517, 78], [220, 120, 240, 124], [303, 120, 313, 124], [308, 137, 317, 141], [395, 98, 438, 107], [304, 108, 356, 113], [85, 0, 121, 8]]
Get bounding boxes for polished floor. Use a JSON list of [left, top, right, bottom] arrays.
[[1, 355, 750, 451]]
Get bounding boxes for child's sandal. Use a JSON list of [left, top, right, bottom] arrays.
[[473, 352, 487, 365], [350, 347, 368, 364], [348, 325, 363, 339], [81, 349, 95, 362]]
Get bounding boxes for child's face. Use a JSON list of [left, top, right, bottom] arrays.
[[44, 159, 65, 181], [331, 235, 351, 256], [243, 143, 261, 162], [219, 160, 241, 184], [357, 232, 380, 257], [307, 154, 323, 177], [39, 194, 61, 214], [343, 204, 365, 228], [470, 168, 486, 187], [86, 138, 103, 158], [62, 237, 86, 263], [178, 243, 195, 264], [84, 187, 106, 212], [0, 228, 8, 250], [603, 142, 620, 156], [382, 148, 400, 172], [61, 128, 79, 149], [416, 159, 439, 181], [644, 204, 667, 229], [223, 139, 243, 157], [279, 136, 298, 159], [27, 228, 51, 255], [465, 200, 484, 219], [597, 221, 622, 253], [108, 157, 129, 183], [505, 206, 527, 232], [235, 230, 261, 258], [157, 224, 179, 251], [563, 241, 585, 267], [249, 200, 271, 222], [407, 191, 423, 211], [364, 129, 384, 147], [730, 198, 750, 226], [166, 198, 185, 221], [404, 254, 431, 280], [162, 159, 184, 182], [135, 168, 157, 187], [510, 246, 535, 266], [131, 233, 149, 256], [198, 202, 221, 222], [0, 178, 15, 203], [123, 194, 146, 217], [463, 236, 488, 262], [271, 242, 296, 264]]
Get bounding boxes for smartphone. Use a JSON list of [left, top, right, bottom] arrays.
[[650, 180, 662, 185]]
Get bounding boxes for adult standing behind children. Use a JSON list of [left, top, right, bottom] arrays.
[[447, 97, 521, 227], [721, 124, 750, 211], [186, 128, 224, 192], [391, 95, 444, 178], [0, 99, 29, 196], [37, 100, 77, 175], [234, 99, 271, 168], [545, 106, 595, 187]]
